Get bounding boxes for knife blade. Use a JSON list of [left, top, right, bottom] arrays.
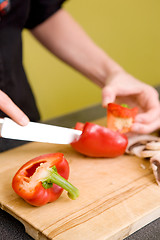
[[0, 117, 82, 144]]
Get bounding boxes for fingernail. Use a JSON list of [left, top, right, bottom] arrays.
[[103, 99, 112, 107], [131, 124, 140, 132], [19, 115, 30, 126]]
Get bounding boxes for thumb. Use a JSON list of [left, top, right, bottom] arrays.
[[102, 86, 116, 107]]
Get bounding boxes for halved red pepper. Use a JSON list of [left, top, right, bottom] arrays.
[[71, 122, 128, 158], [107, 103, 138, 133], [12, 153, 79, 206]]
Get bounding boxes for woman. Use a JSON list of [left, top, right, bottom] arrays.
[[0, 0, 159, 134]]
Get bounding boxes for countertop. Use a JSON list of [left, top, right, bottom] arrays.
[[0, 92, 160, 240]]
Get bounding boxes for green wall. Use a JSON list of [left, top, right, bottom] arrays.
[[23, 0, 160, 121]]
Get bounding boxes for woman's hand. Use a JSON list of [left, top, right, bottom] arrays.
[[0, 90, 29, 126], [102, 71, 160, 134]]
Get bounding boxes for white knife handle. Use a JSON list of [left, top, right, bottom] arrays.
[[1, 117, 82, 144]]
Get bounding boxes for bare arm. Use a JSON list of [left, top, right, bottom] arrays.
[[31, 9, 122, 88], [31, 9, 160, 134]]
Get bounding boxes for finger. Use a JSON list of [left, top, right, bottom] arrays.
[[131, 120, 160, 134], [0, 90, 29, 126], [135, 107, 160, 124], [102, 86, 116, 107]]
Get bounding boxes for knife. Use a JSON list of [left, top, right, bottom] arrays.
[[0, 117, 82, 144]]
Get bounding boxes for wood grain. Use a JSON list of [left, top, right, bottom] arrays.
[[0, 117, 160, 240]]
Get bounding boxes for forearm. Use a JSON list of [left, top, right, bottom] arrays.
[[31, 9, 123, 88]]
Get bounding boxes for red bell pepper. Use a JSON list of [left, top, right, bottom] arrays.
[[74, 122, 85, 131], [71, 122, 128, 158], [107, 103, 138, 133], [12, 153, 79, 206]]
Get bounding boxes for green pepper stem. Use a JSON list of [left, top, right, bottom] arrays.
[[121, 103, 130, 108], [41, 166, 79, 200]]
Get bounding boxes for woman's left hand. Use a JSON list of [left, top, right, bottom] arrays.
[[102, 70, 160, 134]]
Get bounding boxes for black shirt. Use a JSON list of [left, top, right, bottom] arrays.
[[0, 0, 65, 121]]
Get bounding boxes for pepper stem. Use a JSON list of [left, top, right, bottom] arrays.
[[41, 166, 79, 200], [121, 103, 130, 108]]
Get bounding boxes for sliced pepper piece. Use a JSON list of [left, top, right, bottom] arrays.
[[12, 153, 79, 206], [71, 122, 128, 158], [107, 103, 138, 133]]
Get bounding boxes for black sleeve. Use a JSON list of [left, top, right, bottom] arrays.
[[25, 0, 66, 29]]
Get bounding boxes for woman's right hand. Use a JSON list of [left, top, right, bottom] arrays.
[[0, 90, 29, 126]]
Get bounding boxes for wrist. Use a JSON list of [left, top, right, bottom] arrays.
[[87, 53, 124, 88], [104, 57, 125, 81]]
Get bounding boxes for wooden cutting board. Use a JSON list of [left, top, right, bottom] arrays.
[[0, 117, 160, 240]]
